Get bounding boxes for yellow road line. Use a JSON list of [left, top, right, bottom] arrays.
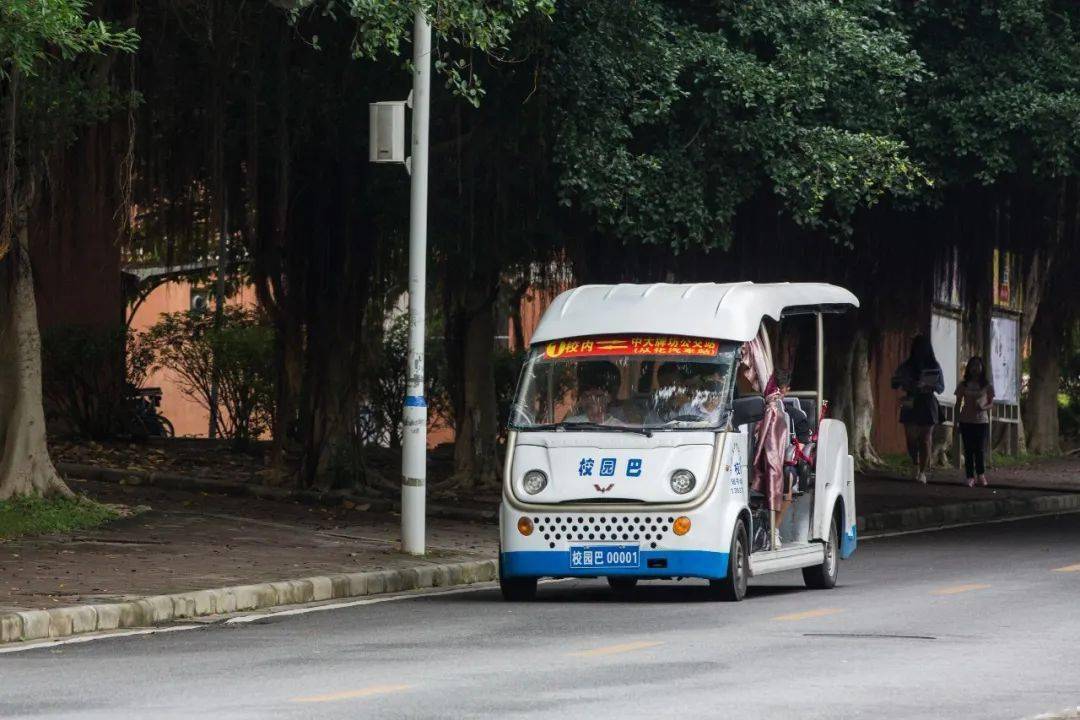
[[1052, 563, 1080, 573], [569, 640, 663, 657], [290, 684, 411, 703], [772, 608, 843, 622], [931, 583, 990, 596]]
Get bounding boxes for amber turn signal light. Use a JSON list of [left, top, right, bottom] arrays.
[[517, 517, 534, 536], [672, 516, 691, 536]]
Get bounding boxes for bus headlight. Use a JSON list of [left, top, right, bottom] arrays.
[[523, 470, 548, 495], [670, 469, 696, 495]]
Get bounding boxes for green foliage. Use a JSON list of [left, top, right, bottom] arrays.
[[0, 495, 117, 541], [41, 324, 153, 440], [493, 346, 525, 441], [0, 0, 137, 79], [294, 0, 554, 106], [0, 0, 139, 179], [144, 308, 275, 448], [902, 1, 1080, 185], [361, 314, 452, 447], [1060, 325, 1080, 440], [549, 0, 928, 249], [360, 314, 409, 447]]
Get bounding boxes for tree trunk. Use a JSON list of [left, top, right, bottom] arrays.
[[1020, 180, 1077, 456], [1024, 263, 1070, 456], [0, 225, 73, 499], [827, 318, 881, 469], [850, 330, 883, 466], [450, 285, 500, 490], [1014, 179, 1069, 454]]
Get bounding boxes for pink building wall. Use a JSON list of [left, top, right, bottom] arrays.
[[129, 280, 258, 438]]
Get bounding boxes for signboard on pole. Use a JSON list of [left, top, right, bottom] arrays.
[[931, 312, 959, 401], [990, 314, 1019, 404]]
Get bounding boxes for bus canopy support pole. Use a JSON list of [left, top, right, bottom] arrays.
[[401, 10, 431, 556], [816, 312, 825, 413]]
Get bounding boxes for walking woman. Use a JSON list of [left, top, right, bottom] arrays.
[[891, 335, 944, 484], [955, 356, 995, 487]]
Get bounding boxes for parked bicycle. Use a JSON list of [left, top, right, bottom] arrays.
[[120, 385, 175, 439]]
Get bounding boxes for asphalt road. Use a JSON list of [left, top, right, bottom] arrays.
[[3, 514, 1079, 720]]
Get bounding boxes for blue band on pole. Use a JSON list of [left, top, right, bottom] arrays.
[[405, 395, 427, 408]]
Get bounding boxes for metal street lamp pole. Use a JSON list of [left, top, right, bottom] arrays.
[[401, 10, 431, 556], [209, 192, 227, 439]]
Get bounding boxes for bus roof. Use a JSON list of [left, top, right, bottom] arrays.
[[530, 282, 859, 345]]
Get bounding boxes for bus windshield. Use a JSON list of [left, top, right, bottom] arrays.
[[509, 336, 738, 432]]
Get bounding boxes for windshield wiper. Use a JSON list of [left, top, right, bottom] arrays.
[[512, 422, 562, 432], [516, 421, 652, 437], [567, 421, 654, 437]]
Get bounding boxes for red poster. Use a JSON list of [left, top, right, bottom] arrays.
[[543, 336, 720, 359]]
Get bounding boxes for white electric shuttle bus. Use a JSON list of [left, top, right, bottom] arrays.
[[499, 282, 859, 601]]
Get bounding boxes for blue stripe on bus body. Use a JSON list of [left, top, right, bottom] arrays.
[[500, 550, 730, 580]]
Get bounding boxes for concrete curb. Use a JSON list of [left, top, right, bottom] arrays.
[[57, 462, 497, 523], [21, 464, 1073, 647], [857, 492, 1080, 535], [0, 559, 497, 645]]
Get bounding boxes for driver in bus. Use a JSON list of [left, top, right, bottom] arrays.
[[653, 362, 690, 422], [564, 363, 621, 425]]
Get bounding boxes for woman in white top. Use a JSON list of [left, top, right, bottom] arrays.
[[954, 356, 995, 487]]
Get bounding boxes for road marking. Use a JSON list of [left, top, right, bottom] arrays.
[[569, 640, 663, 657], [0, 624, 203, 654], [931, 583, 990, 595], [1052, 563, 1080, 573], [291, 684, 410, 703], [772, 608, 843, 622]]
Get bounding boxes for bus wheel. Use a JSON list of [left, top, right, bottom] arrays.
[[803, 513, 839, 589], [500, 577, 537, 601], [709, 521, 749, 601], [607, 577, 638, 598]]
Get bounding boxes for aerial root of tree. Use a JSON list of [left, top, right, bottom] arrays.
[[430, 466, 503, 495], [850, 331, 884, 468], [0, 229, 73, 500], [356, 458, 400, 496], [828, 325, 883, 471]]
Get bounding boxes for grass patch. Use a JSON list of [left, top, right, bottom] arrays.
[[876, 453, 914, 476], [987, 451, 1065, 468], [0, 495, 119, 541], [872, 450, 1062, 474]]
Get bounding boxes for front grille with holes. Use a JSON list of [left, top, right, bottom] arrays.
[[533, 514, 674, 550]]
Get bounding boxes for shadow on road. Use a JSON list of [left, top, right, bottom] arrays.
[[442, 579, 808, 604]]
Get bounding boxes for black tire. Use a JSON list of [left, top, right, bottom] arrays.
[[709, 521, 749, 601], [158, 416, 175, 438], [500, 577, 537, 601], [803, 512, 840, 589], [607, 576, 638, 597]]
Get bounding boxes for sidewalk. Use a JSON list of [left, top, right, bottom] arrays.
[[0, 478, 497, 615], [861, 455, 1080, 494], [2, 455, 1077, 643]]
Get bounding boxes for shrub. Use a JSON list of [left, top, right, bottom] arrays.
[[145, 307, 275, 447], [42, 324, 128, 439], [1060, 325, 1080, 442], [357, 314, 454, 449], [360, 314, 408, 447], [494, 346, 526, 442]]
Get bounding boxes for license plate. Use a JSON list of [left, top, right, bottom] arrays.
[[569, 545, 640, 569]]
